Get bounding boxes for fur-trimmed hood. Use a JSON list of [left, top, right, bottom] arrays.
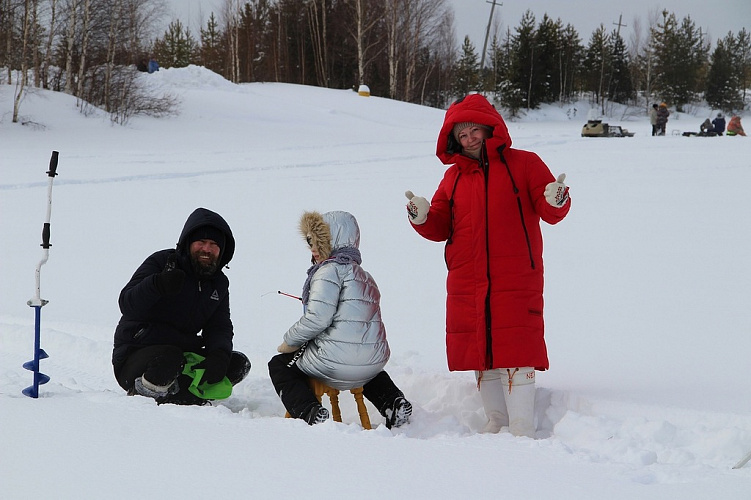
[[299, 211, 360, 260]]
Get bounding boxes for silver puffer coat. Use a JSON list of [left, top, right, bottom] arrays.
[[283, 211, 390, 390]]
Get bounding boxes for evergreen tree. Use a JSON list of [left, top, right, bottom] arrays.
[[533, 14, 561, 104], [200, 13, 224, 75], [705, 33, 743, 112], [607, 29, 633, 104], [583, 25, 609, 106], [452, 35, 480, 97], [486, 33, 507, 100], [733, 28, 751, 106], [558, 23, 583, 103], [651, 12, 709, 110], [506, 10, 537, 110], [153, 20, 198, 69]]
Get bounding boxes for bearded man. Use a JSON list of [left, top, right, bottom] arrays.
[[112, 208, 250, 405]]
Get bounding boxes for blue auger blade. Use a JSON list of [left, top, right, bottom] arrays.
[[22, 372, 50, 398], [22, 386, 38, 398], [22, 349, 49, 371]]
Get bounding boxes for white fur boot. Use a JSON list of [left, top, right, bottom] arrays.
[[502, 367, 536, 438], [476, 369, 508, 433]]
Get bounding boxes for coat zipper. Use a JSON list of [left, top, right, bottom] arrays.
[[481, 145, 493, 370]]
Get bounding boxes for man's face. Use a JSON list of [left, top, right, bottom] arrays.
[[190, 239, 221, 276]]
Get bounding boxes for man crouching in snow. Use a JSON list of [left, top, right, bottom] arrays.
[[112, 208, 250, 405]]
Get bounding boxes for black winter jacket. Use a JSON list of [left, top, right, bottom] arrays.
[[112, 208, 236, 372]]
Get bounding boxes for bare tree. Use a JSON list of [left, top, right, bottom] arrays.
[[307, 0, 328, 87], [41, 0, 58, 89], [384, 0, 402, 98], [344, 0, 383, 86], [12, 0, 31, 122], [63, 0, 78, 94], [220, 0, 240, 83], [75, 0, 90, 97], [402, 0, 448, 102]]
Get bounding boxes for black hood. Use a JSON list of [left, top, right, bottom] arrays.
[[177, 208, 235, 268]]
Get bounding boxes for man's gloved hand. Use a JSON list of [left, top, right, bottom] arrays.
[[194, 350, 230, 384], [155, 268, 185, 296], [277, 341, 298, 354], [544, 173, 570, 207], [405, 191, 430, 225]]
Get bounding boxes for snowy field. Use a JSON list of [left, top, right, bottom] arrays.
[[1, 66, 750, 499]]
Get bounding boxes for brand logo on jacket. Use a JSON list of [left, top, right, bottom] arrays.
[[210, 290, 220, 301]]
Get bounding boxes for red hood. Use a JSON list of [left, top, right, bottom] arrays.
[[436, 94, 512, 165]]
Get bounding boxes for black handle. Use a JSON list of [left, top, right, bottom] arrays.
[[41, 223, 51, 249], [47, 151, 59, 177]]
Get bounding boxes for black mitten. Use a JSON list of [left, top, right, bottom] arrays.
[[155, 268, 185, 295], [155, 254, 185, 296], [194, 350, 230, 384]]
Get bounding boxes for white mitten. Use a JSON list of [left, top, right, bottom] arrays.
[[405, 190, 430, 225], [277, 341, 298, 353], [543, 173, 569, 207]]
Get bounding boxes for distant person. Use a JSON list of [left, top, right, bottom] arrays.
[[700, 118, 713, 134], [727, 115, 746, 136], [136, 57, 148, 72], [649, 103, 659, 136], [712, 113, 726, 136], [656, 102, 670, 136], [404, 94, 571, 438], [269, 211, 412, 428], [148, 56, 160, 74], [113, 208, 250, 405]]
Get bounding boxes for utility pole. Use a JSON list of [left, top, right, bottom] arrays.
[[613, 13, 626, 38], [604, 13, 628, 114], [480, 0, 502, 71]]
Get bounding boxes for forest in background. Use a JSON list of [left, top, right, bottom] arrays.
[[2, 0, 749, 124]]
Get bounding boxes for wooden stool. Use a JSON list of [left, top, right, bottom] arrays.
[[285, 378, 372, 429]]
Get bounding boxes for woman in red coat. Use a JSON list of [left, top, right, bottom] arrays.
[[406, 94, 571, 437]]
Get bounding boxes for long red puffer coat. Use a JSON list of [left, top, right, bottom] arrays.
[[411, 94, 570, 372]]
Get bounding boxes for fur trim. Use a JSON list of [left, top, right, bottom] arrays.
[[299, 211, 331, 260]]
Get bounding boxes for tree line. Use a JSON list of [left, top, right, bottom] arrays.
[[1, 0, 749, 125]]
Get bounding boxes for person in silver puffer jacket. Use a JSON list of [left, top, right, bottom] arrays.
[[268, 211, 412, 427]]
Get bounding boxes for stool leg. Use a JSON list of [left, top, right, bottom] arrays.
[[309, 379, 325, 402], [351, 387, 372, 430], [327, 388, 342, 422]]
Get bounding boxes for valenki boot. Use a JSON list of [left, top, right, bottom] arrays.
[[502, 367, 536, 438], [476, 369, 508, 433]]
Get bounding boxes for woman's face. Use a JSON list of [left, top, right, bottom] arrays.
[[306, 235, 321, 264], [457, 125, 491, 157]]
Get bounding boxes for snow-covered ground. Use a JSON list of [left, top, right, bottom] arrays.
[[1, 67, 750, 499]]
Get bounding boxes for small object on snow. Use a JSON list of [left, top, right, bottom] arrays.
[[358, 84, 370, 97], [23, 151, 59, 398], [733, 450, 751, 469], [581, 119, 634, 137]]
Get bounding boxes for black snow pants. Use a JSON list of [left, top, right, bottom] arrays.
[[268, 351, 405, 422], [115, 344, 251, 405]]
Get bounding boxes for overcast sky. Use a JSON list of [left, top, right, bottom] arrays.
[[166, 0, 750, 49]]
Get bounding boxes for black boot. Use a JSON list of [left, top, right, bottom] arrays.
[[363, 371, 412, 428]]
